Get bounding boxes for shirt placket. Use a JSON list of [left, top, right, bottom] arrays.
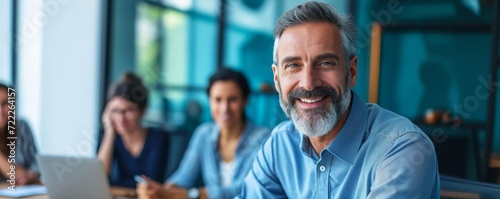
[[316, 152, 332, 199]]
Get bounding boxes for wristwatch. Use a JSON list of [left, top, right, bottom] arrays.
[[187, 188, 200, 199]]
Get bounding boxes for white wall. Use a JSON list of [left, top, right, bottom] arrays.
[[17, 0, 103, 157], [0, 0, 12, 84]]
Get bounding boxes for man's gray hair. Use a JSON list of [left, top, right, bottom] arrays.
[[272, 1, 356, 65]]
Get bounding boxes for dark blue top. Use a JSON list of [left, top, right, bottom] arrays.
[[109, 128, 170, 188]]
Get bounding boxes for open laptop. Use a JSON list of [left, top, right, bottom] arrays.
[[36, 155, 113, 199]]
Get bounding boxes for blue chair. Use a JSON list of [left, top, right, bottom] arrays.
[[440, 175, 500, 199]]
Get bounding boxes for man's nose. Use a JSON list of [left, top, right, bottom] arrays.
[[299, 65, 320, 91]]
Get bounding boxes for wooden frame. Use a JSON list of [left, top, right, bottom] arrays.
[[368, 22, 382, 103]]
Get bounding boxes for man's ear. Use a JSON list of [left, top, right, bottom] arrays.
[[272, 64, 280, 92], [348, 56, 358, 88]]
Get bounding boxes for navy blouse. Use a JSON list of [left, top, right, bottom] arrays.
[[109, 128, 170, 188]]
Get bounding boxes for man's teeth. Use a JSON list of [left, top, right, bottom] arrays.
[[299, 97, 323, 103]]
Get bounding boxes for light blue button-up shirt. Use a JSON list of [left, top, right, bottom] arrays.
[[239, 91, 440, 198], [168, 121, 270, 199]]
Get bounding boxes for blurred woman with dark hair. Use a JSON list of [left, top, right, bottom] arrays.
[[0, 83, 39, 185], [137, 68, 271, 199], [97, 73, 170, 188]]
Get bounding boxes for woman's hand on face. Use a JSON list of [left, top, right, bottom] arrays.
[[102, 102, 115, 135]]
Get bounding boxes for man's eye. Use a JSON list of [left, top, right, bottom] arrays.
[[285, 63, 299, 69], [319, 61, 337, 67]]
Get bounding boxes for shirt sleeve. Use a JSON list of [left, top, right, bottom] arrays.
[[16, 120, 39, 172], [238, 133, 287, 198], [167, 124, 206, 188], [206, 184, 240, 199], [367, 132, 440, 199]]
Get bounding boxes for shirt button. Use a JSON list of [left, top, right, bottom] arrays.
[[319, 165, 326, 172]]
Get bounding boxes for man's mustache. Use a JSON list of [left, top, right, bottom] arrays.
[[287, 86, 340, 107]]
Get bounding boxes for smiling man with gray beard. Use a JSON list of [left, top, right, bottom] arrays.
[[238, 1, 440, 199]]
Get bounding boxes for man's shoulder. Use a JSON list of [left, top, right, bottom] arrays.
[[242, 122, 272, 147], [361, 104, 436, 171], [365, 103, 428, 142], [266, 120, 301, 145]]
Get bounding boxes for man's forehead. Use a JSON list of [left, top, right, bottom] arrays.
[[277, 23, 342, 60]]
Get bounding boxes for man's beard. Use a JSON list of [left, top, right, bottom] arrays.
[[278, 84, 351, 137]]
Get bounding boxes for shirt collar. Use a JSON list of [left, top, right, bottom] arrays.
[[299, 90, 368, 165], [210, 123, 220, 144], [209, 121, 254, 150]]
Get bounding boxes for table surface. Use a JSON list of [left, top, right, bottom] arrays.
[[0, 183, 137, 199]]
